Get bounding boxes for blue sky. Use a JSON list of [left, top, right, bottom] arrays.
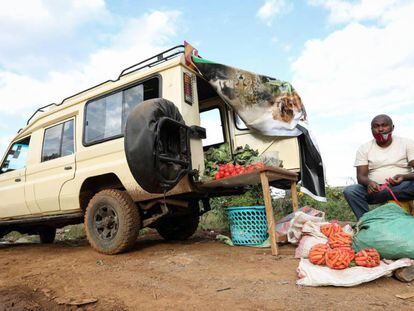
[[0, 0, 413, 185]]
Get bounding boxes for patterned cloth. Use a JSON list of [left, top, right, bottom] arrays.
[[185, 42, 326, 200]]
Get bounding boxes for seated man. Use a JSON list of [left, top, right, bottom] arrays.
[[343, 114, 414, 219]]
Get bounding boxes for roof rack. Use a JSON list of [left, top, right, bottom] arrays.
[[25, 44, 185, 126], [26, 103, 59, 125]]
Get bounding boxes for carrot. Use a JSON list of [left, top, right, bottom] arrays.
[[320, 223, 343, 238], [328, 231, 352, 249], [355, 248, 381, 268], [309, 243, 329, 265], [325, 248, 353, 270]]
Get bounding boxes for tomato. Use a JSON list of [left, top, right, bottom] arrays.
[[214, 173, 221, 180]]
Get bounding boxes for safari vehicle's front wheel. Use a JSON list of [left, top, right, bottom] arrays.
[[85, 189, 141, 255]]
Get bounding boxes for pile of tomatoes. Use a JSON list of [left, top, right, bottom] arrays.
[[214, 162, 265, 180]]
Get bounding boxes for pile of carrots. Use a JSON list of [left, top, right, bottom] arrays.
[[308, 223, 381, 270]]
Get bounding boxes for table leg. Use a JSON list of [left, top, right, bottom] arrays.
[[290, 181, 299, 212], [260, 171, 278, 256]]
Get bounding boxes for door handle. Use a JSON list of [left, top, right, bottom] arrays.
[[15, 178, 21, 182], [64, 166, 73, 170]]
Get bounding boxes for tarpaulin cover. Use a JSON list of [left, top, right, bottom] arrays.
[[353, 203, 414, 259], [185, 43, 326, 201]]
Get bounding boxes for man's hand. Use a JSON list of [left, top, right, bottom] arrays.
[[367, 181, 380, 194], [387, 174, 405, 186]]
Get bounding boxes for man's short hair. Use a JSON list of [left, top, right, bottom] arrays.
[[371, 114, 393, 127]]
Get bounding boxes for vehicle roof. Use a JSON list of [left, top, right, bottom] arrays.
[[13, 48, 192, 142]]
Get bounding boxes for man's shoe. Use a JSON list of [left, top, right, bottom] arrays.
[[394, 265, 414, 282]]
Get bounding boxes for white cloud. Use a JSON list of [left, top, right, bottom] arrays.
[[257, 0, 291, 26], [308, 0, 400, 24], [0, 134, 13, 158], [0, 0, 110, 74], [0, 10, 181, 117], [292, 5, 414, 118], [293, 1, 414, 185]]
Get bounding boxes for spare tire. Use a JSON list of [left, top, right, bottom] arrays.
[[124, 98, 190, 194]]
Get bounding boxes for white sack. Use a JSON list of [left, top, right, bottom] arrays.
[[287, 211, 326, 244], [295, 235, 328, 258], [297, 258, 411, 287]]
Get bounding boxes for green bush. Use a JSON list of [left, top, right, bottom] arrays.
[[199, 186, 357, 231]]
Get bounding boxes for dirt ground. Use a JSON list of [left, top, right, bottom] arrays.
[[1, 231, 414, 311]]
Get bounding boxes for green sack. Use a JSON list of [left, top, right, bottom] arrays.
[[352, 203, 414, 259]]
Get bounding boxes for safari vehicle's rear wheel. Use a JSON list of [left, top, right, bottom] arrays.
[[85, 189, 141, 255], [155, 201, 200, 241], [38, 227, 56, 244]]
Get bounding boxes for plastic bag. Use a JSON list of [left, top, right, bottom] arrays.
[[275, 206, 324, 236], [353, 203, 414, 259]]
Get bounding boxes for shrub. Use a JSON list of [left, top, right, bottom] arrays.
[[199, 186, 356, 231]]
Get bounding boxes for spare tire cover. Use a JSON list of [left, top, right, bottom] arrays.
[[124, 98, 186, 194]]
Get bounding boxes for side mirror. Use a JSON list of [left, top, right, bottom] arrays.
[[1, 160, 10, 172]]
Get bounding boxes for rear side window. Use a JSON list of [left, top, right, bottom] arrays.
[[84, 77, 159, 145], [200, 107, 225, 147], [42, 120, 75, 162]]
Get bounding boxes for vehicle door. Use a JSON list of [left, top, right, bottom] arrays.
[[26, 119, 76, 213], [0, 137, 32, 218], [230, 113, 300, 171], [199, 96, 232, 158]]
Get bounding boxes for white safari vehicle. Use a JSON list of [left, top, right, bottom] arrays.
[[0, 45, 301, 254]]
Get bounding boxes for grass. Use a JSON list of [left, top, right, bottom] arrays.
[[199, 186, 357, 231], [1, 187, 355, 241]]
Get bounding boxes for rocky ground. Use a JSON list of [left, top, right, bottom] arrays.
[[1, 229, 414, 310]]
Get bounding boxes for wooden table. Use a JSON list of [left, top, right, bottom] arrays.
[[200, 166, 299, 256]]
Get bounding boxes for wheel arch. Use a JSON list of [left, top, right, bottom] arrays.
[[79, 173, 125, 212]]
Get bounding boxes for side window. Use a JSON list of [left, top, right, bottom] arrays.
[[0, 137, 31, 174], [84, 92, 123, 144], [42, 120, 74, 162], [200, 107, 225, 147], [123, 84, 143, 127], [84, 77, 159, 145], [61, 120, 75, 157]]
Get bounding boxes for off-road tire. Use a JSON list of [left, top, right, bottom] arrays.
[[156, 207, 199, 241], [39, 227, 56, 244], [85, 189, 140, 255]]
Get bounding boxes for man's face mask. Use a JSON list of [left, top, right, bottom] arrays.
[[373, 131, 392, 144]]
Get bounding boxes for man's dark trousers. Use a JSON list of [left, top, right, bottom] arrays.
[[343, 181, 414, 219]]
